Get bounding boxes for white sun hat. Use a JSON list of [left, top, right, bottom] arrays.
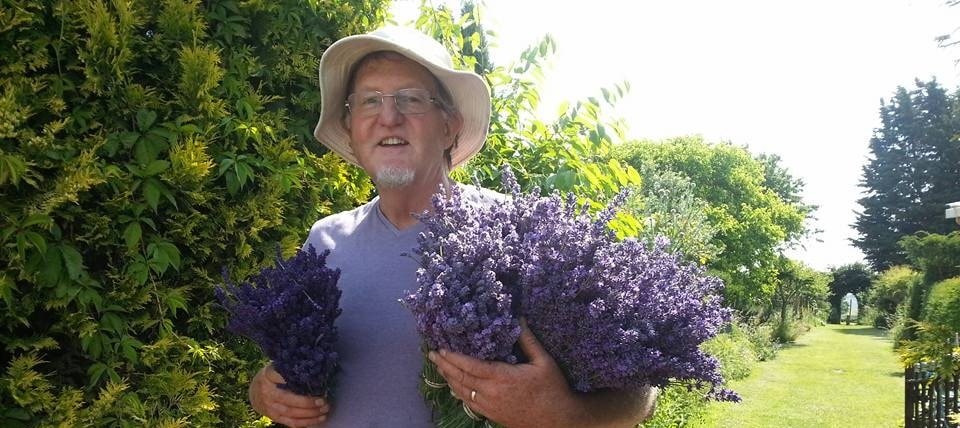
[[313, 26, 491, 169]]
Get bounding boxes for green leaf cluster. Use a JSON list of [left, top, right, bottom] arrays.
[[411, 2, 643, 239], [0, 0, 383, 425], [614, 136, 813, 314]]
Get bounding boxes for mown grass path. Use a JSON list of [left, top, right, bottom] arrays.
[[691, 324, 903, 428]]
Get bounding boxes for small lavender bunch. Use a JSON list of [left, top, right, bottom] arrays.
[[216, 245, 342, 397]]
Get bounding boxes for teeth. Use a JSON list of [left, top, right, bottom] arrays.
[[380, 137, 407, 146]]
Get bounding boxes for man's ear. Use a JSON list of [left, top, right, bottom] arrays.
[[445, 111, 464, 149]]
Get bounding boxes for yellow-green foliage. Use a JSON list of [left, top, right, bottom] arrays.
[[898, 276, 960, 377], [0, 0, 384, 425], [417, 3, 644, 239]]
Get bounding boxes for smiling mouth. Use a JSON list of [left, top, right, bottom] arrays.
[[379, 137, 409, 147]]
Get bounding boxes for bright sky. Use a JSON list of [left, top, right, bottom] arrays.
[[392, 0, 960, 271]]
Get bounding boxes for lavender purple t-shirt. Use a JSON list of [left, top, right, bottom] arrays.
[[302, 184, 501, 428]]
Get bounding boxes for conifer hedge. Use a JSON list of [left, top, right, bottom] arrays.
[[0, 0, 385, 425]]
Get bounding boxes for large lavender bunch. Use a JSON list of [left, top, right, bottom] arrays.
[[402, 184, 522, 363], [404, 166, 738, 408], [216, 245, 342, 397]]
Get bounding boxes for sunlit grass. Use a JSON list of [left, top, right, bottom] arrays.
[[690, 324, 903, 428]]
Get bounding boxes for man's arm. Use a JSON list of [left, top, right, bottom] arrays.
[[429, 320, 657, 428]]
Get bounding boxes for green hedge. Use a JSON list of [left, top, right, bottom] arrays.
[[924, 276, 960, 332], [0, 1, 384, 425]]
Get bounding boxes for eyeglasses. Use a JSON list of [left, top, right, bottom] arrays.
[[345, 88, 442, 117]]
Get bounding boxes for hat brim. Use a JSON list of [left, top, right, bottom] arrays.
[[313, 28, 491, 169]]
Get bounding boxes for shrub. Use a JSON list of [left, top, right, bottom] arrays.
[[866, 265, 920, 329], [923, 277, 960, 332], [640, 383, 713, 428], [774, 321, 801, 343], [701, 330, 757, 382], [0, 1, 383, 425], [898, 276, 960, 377]]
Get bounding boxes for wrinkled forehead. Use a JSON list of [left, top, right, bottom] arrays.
[[347, 51, 442, 93]]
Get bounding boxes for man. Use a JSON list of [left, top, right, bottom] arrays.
[[248, 26, 657, 427]]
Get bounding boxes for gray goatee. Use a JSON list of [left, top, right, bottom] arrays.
[[375, 167, 415, 188]]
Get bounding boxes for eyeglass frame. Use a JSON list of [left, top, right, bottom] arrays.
[[344, 88, 446, 117]]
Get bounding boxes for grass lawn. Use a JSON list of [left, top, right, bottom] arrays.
[[690, 324, 904, 428]]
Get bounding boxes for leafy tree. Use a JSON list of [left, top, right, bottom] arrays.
[[826, 263, 874, 324], [623, 167, 721, 264], [854, 79, 960, 271], [614, 136, 812, 313], [770, 258, 829, 341], [0, 0, 383, 425], [864, 265, 920, 328]]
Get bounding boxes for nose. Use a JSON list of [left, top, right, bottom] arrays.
[[376, 96, 403, 126]]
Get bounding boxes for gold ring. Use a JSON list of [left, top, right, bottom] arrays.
[[470, 389, 477, 401]]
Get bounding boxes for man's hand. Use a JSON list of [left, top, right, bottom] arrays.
[[429, 320, 584, 427], [429, 320, 656, 428], [249, 363, 330, 428]]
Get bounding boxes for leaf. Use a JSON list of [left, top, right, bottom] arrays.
[[217, 157, 235, 177], [22, 213, 52, 228], [164, 288, 188, 317], [101, 312, 125, 334], [0, 274, 16, 307], [120, 336, 139, 364], [123, 223, 142, 250], [157, 242, 181, 271], [2, 407, 31, 421], [236, 161, 254, 188], [82, 334, 104, 360], [127, 259, 149, 285], [87, 362, 108, 387], [37, 246, 63, 287], [226, 172, 239, 195], [60, 244, 84, 280], [143, 178, 161, 211], [24, 231, 46, 256], [119, 131, 140, 146], [136, 109, 157, 130], [143, 159, 170, 176]]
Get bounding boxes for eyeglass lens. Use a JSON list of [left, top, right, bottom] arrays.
[[347, 89, 436, 116]]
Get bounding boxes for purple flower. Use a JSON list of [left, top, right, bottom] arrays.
[[216, 245, 342, 397], [403, 166, 738, 402]]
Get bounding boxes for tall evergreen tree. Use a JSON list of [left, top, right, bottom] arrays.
[[854, 79, 960, 271]]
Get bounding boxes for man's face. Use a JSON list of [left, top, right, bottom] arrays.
[[346, 55, 462, 188]]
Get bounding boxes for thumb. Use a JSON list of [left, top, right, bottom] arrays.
[[518, 318, 550, 363], [264, 362, 286, 384]]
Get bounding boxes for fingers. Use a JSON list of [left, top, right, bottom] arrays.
[[517, 318, 549, 363], [264, 363, 286, 383], [250, 364, 330, 427], [431, 349, 496, 380]]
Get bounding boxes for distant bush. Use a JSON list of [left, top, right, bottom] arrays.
[[866, 266, 920, 329], [701, 328, 757, 381], [738, 322, 779, 361], [898, 276, 960, 377], [923, 276, 960, 331], [640, 383, 712, 428]]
